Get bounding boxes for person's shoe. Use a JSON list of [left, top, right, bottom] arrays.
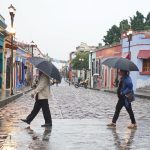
[[127, 124, 137, 129], [107, 122, 116, 128], [21, 119, 30, 125], [41, 123, 52, 127]]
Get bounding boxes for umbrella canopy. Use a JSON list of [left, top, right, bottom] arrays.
[[28, 57, 61, 82], [102, 57, 139, 71]]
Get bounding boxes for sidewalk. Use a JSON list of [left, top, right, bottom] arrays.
[[102, 88, 150, 99], [69, 80, 150, 99], [0, 86, 32, 108]]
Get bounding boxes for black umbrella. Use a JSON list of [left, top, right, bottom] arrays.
[[28, 57, 61, 82], [102, 57, 139, 71]]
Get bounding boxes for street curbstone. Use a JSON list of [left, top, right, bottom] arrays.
[[0, 88, 32, 108]]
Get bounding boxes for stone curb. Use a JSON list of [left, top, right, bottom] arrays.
[[103, 89, 150, 99], [65, 81, 150, 99], [0, 88, 32, 108]]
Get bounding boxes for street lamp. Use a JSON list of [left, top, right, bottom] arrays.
[[8, 4, 16, 95], [30, 41, 36, 85], [126, 29, 133, 60], [79, 58, 84, 61], [69, 51, 75, 82], [79, 58, 84, 77], [30, 40, 36, 57], [90, 50, 93, 88]]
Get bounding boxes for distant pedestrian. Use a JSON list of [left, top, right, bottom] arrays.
[[97, 76, 101, 89], [21, 70, 52, 127], [78, 77, 82, 84], [107, 70, 137, 129], [68, 78, 71, 86]]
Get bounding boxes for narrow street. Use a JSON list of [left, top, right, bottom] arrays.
[[0, 80, 150, 149]]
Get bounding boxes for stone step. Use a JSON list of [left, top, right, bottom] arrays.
[[136, 88, 150, 94], [138, 86, 150, 90], [144, 87, 150, 90]]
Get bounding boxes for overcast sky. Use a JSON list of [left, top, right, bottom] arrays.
[[1, 0, 150, 62]]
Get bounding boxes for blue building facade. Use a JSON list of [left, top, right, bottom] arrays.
[[15, 48, 27, 89], [122, 31, 150, 90], [0, 14, 7, 88]]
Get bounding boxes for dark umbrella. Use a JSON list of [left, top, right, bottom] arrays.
[[102, 57, 139, 71], [28, 57, 61, 82]]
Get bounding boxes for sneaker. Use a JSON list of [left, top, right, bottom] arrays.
[[127, 124, 137, 129], [107, 122, 116, 128], [21, 119, 30, 125], [41, 123, 52, 127]]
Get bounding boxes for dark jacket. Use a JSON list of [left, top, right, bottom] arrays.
[[117, 75, 134, 107], [121, 75, 133, 95]]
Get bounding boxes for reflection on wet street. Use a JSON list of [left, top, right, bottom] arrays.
[[0, 81, 150, 149], [109, 128, 137, 149]]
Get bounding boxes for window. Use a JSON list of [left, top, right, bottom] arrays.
[[143, 59, 150, 72]]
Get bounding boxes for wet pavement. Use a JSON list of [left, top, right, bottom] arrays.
[[0, 80, 150, 149], [0, 90, 10, 100], [0, 86, 31, 102]]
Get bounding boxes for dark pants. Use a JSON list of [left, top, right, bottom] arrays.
[[26, 99, 52, 124], [112, 98, 136, 124]]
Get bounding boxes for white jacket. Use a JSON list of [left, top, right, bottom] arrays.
[[32, 74, 50, 100]]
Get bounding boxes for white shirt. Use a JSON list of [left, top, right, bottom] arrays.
[[32, 74, 50, 100]]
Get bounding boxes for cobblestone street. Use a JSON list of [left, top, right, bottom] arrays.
[[0, 80, 150, 149]]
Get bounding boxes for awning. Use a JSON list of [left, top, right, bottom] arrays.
[[122, 52, 130, 59], [138, 50, 150, 59]]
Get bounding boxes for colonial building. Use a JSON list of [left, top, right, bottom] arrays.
[[122, 31, 150, 90], [76, 42, 97, 52], [90, 43, 122, 89]]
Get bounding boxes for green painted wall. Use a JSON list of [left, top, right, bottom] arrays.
[[0, 53, 3, 88]]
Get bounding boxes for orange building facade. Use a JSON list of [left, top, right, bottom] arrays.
[[95, 44, 122, 89]]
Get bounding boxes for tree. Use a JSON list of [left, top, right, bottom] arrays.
[[71, 51, 89, 70], [103, 11, 150, 46], [130, 11, 145, 31], [144, 12, 150, 30], [103, 25, 121, 45], [119, 19, 130, 33]]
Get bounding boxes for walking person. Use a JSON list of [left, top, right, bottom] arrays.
[[21, 70, 52, 127], [68, 78, 71, 86], [107, 70, 137, 129]]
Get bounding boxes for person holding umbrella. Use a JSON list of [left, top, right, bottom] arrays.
[[107, 69, 137, 129], [102, 57, 139, 129], [21, 57, 61, 127], [21, 70, 52, 127]]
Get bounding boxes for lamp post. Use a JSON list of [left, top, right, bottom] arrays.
[[79, 58, 84, 78], [30, 41, 36, 85], [30, 40, 35, 58], [8, 4, 16, 95], [69, 51, 75, 82], [90, 51, 93, 88], [126, 29, 133, 60]]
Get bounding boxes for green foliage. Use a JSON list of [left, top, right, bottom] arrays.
[[103, 11, 150, 45], [71, 51, 89, 70], [130, 11, 145, 31], [145, 12, 150, 30], [103, 25, 121, 45], [119, 19, 130, 33]]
